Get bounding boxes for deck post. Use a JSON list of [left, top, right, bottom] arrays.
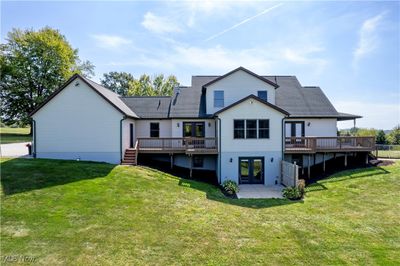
[[170, 153, 174, 169], [344, 153, 347, 167], [365, 153, 369, 165], [323, 153, 326, 172], [189, 155, 193, 178], [308, 155, 311, 179]]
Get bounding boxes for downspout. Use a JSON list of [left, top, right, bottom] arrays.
[[281, 116, 287, 160], [120, 116, 127, 164], [32, 119, 37, 158], [217, 117, 222, 184]]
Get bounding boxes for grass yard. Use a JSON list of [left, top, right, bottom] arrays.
[[1, 158, 399, 265], [376, 150, 400, 159], [0, 127, 31, 144]]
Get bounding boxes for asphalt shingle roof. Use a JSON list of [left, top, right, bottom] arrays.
[[120, 96, 171, 118], [68, 69, 359, 120]]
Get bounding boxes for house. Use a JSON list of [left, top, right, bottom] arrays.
[[29, 67, 375, 185]]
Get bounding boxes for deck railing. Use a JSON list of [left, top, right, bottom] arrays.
[[137, 137, 218, 153], [285, 136, 375, 153]]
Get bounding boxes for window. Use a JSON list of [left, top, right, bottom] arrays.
[[257, 90, 268, 101], [233, 119, 271, 139], [150, 123, 159, 138], [193, 156, 204, 167], [234, 120, 245, 139], [246, 120, 257, 139], [258, 119, 270, 139], [214, 90, 224, 107]]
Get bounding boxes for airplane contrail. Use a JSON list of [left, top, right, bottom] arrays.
[[203, 3, 284, 42]]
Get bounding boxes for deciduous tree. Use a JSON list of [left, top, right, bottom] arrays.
[[0, 27, 94, 131]]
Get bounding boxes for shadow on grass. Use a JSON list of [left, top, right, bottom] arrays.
[[1, 158, 115, 196], [305, 166, 390, 193], [140, 165, 298, 209]]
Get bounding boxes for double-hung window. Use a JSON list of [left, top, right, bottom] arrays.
[[258, 119, 270, 138], [150, 122, 160, 138], [214, 90, 224, 107], [234, 120, 245, 139], [233, 119, 270, 139], [246, 120, 257, 139]]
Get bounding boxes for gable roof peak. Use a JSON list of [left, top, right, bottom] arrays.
[[202, 66, 279, 89]]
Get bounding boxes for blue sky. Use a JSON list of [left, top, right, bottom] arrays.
[[2, 1, 399, 129]]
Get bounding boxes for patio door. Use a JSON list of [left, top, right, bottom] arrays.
[[183, 122, 205, 138], [285, 121, 305, 145], [239, 157, 264, 184]]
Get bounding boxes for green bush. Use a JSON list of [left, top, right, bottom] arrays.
[[283, 182, 306, 200], [222, 180, 239, 195]]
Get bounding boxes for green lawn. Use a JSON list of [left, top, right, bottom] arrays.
[[376, 150, 400, 159], [0, 127, 31, 144], [1, 159, 399, 265]]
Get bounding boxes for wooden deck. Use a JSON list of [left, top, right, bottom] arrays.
[[284, 136, 375, 154], [137, 138, 218, 155]]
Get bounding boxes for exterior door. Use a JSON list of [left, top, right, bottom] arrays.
[[239, 157, 264, 184], [183, 122, 205, 137], [285, 121, 305, 145], [129, 123, 134, 148]]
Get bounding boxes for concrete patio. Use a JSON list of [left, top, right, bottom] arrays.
[[0, 142, 31, 158], [237, 184, 285, 199]]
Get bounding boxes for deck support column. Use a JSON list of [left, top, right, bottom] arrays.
[[170, 153, 174, 169], [365, 153, 369, 165], [189, 155, 193, 178], [344, 153, 347, 167], [323, 153, 326, 172], [308, 155, 311, 179]]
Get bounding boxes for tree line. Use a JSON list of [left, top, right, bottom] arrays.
[[0, 27, 178, 131], [340, 126, 400, 145]]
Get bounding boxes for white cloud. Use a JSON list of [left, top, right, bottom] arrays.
[[335, 100, 399, 130], [105, 41, 330, 78], [282, 45, 328, 74], [91, 34, 132, 49], [141, 12, 182, 34], [353, 12, 386, 64]]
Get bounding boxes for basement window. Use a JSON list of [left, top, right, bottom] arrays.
[[193, 156, 204, 167]]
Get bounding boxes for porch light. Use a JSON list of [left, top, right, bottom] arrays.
[[307, 122, 311, 126], [229, 158, 233, 163], [271, 157, 274, 162], [177, 123, 180, 127], [208, 122, 211, 127]]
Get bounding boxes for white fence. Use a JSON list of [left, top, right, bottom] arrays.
[[281, 160, 299, 187]]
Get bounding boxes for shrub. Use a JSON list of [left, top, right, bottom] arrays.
[[222, 180, 239, 195], [282, 187, 301, 200], [283, 181, 306, 200]]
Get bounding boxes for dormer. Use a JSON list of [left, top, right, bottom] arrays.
[[202, 67, 278, 115]]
